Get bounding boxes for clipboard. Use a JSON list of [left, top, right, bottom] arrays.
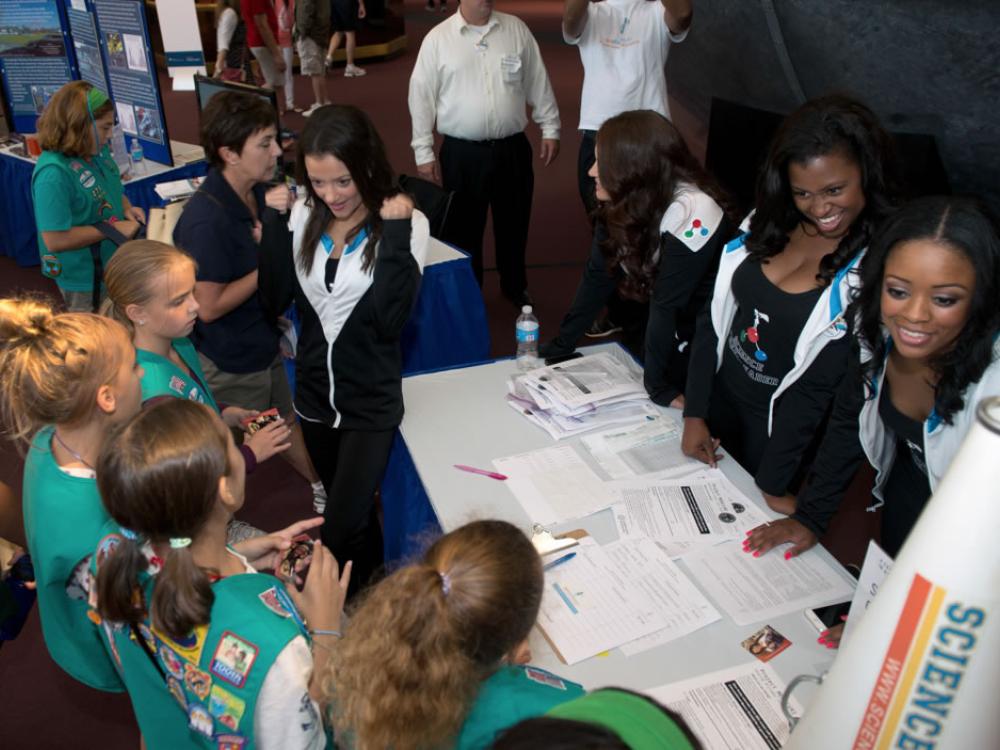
[[531, 529, 590, 665]]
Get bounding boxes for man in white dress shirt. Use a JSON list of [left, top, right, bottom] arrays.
[[564, 0, 692, 337], [408, 0, 561, 305]]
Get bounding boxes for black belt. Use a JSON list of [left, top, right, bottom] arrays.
[[443, 132, 524, 147]]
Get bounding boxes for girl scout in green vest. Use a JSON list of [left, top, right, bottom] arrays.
[[102, 239, 292, 470], [31, 81, 145, 312], [0, 297, 143, 689], [93, 399, 347, 749], [323, 519, 585, 750]]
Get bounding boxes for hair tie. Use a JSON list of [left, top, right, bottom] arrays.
[[438, 571, 451, 596], [119, 527, 139, 541], [169, 537, 192, 549], [86, 86, 109, 114]]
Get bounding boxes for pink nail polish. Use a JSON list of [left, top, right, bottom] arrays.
[[745, 530, 753, 536], [753, 551, 760, 558], [784, 551, 793, 560], [826, 643, 835, 649]]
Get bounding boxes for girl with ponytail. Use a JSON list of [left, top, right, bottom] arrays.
[[0, 295, 142, 690], [94, 398, 348, 749], [322, 520, 584, 749], [101, 239, 292, 471]]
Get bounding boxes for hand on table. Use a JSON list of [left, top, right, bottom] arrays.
[[743, 518, 818, 559], [682, 417, 723, 467]]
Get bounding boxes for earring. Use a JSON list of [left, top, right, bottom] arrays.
[[138, 320, 146, 326]]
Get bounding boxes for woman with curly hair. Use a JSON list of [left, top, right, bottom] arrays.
[[745, 196, 1000, 570], [321, 520, 584, 750], [682, 94, 898, 513], [540, 109, 733, 407]]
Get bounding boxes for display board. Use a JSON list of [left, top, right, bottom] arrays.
[[65, 0, 110, 96], [0, 0, 75, 134], [92, 0, 171, 165]]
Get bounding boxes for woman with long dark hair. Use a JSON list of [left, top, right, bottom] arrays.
[[682, 95, 898, 512], [745, 196, 1000, 565], [261, 104, 429, 596], [541, 109, 733, 407]]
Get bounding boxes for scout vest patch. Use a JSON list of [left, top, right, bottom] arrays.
[[525, 667, 567, 690], [210, 631, 259, 689]]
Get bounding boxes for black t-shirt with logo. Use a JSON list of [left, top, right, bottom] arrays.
[[718, 260, 823, 418], [878, 379, 932, 557]]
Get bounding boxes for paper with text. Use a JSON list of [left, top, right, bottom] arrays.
[[684, 541, 855, 626], [493, 445, 616, 525], [648, 662, 802, 750], [607, 538, 722, 656], [536, 538, 668, 664], [842, 540, 893, 645], [581, 415, 701, 479]]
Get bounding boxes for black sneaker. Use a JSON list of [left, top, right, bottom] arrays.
[[585, 317, 623, 338]]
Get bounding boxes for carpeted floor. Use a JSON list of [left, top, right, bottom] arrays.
[[0, 2, 878, 746]]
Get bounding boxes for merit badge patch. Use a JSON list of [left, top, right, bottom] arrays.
[[41, 254, 62, 278], [210, 632, 259, 688], [167, 677, 188, 711], [78, 169, 96, 190], [158, 644, 185, 680], [153, 623, 208, 663], [137, 623, 156, 652], [684, 218, 711, 239], [184, 663, 212, 700], [188, 703, 214, 738], [525, 667, 567, 691], [209, 684, 247, 731], [168, 375, 187, 395], [216, 734, 247, 750], [258, 586, 292, 618]]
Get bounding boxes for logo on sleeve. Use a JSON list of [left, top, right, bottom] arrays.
[[684, 218, 711, 239]]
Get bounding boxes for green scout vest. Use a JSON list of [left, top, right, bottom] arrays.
[[139, 338, 220, 412], [92, 529, 306, 750], [455, 665, 586, 749], [21, 426, 123, 691], [31, 146, 124, 291]]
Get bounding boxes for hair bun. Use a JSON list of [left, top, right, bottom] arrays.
[[0, 297, 56, 343]]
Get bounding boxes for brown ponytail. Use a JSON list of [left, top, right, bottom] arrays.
[[95, 399, 231, 639], [324, 520, 544, 750], [0, 296, 128, 446]]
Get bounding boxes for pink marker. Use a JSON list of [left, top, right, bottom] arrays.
[[454, 464, 507, 481]]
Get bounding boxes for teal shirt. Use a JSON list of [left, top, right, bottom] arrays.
[[92, 525, 311, 749], [455, 665, 586, 749], [139, 337, 220, 412], [21, 426, 123, 691], [31, 146, 125, 291]]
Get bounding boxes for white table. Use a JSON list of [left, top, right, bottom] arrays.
[[398, 343, 853, 701]]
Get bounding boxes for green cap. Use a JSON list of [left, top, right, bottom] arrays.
[[546, 689, 696, 750]]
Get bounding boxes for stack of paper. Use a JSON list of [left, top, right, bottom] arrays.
[[154, 176, 205, 201], [507, 352, 653, 439]]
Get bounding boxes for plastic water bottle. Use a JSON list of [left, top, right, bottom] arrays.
[[111, 122, 130, 176], [130, 137, 145, 176], [516, 305, 540, 371]]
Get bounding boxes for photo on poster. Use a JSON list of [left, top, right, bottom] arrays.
[[74, 42, 104, 83], [106, 31, 127, 68], [0, 2, 66, 58], [123, 33, 147, 72], [136, 106, 163, 143], [30, 84, 60, 113], [116, 102, 137, 134]]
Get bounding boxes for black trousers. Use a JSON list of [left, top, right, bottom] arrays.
[[300, 420, 395, 598], [576, 128, 646, 329], [440, 132, 533, 298]]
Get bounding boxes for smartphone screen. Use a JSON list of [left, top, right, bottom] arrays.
[[806, 600, 852, 631]]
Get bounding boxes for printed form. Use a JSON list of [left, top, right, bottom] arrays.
[[493, 445, 616, 525], [648, 662, 803, 750], [580, 415, 702, 479], [684, 541, 856, 626], [536, 538, 668, 664]]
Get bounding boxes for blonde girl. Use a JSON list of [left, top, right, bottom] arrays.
[[102, 239, 291, 470], [0, 296, 142, 689], [323, 520, 584, 749]]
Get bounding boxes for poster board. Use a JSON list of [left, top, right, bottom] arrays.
[[156, 0, 206, 90], [65, 0, 110, 97], [92, 0, 171, 165], [0, 0, 76, 134]]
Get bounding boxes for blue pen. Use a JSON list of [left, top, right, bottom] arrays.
[[543, 552, 577, 571]]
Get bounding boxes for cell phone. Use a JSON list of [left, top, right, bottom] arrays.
[[804, 600, 852, 633], [544, 351, 583, 366], [241, 408, 280, 435], [278, 534, 314, 590]]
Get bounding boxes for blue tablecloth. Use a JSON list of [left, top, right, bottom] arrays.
[[0, 150, 207, 267]]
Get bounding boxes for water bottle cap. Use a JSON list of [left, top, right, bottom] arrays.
[[521, 305, 532, 314]]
